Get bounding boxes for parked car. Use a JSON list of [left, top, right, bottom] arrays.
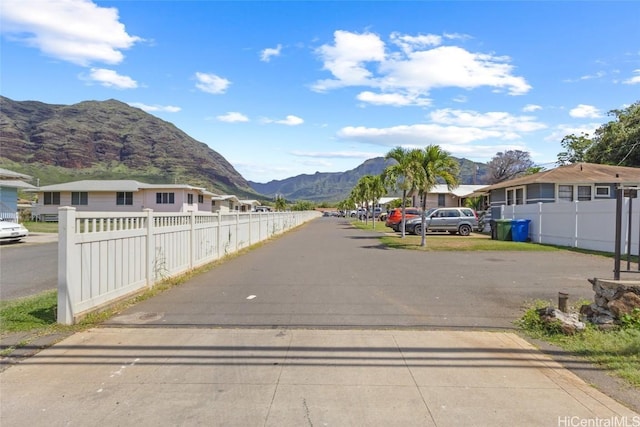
[[0, 219, 29, 242], [385, 207, 422, 231], [404, 207, 478, 236]]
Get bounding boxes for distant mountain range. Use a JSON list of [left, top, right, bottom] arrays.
[[249, 157, 489, 202], [0, 96, 489, 203]]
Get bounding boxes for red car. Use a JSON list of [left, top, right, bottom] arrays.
[[384, 207, 422, 231]]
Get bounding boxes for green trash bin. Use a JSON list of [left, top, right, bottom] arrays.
[[495, 219, 512, 241]]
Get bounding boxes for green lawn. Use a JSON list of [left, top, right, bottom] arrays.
[[23, 221, 59, 233], [350, 219, 559, 252]]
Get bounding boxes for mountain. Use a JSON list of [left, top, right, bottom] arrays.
[[0, 96, 257, 198], [250, 157, 490, 203]]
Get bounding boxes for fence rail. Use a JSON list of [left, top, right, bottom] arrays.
[[58, 208, 320, 324], [498, 198, 639, 256]]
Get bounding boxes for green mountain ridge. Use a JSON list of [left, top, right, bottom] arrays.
[[0, 96, 257, 198], [249, 157, 490, 202]]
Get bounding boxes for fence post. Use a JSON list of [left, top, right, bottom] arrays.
[[217, 212, 222, 258], [57, 207, 77, 325], [190, 211, 196, 269], [144, 209, 154, 287]]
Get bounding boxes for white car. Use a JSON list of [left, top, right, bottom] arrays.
[[0, 219, 29, 242]]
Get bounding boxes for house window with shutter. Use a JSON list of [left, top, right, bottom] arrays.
[[187, 194, 194, 204]]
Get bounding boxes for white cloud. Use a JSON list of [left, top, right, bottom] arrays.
[[195, 72, 231, 94], [84, 68, 137, 88], [390, 32, 442, 54], [337, 124, 504, 146], [128, 102, 180, 113], [263, 115, 304, 126], [563, 71, 606, 83], [523, 104, 542, 112], [312, 30, 386, 91], [544, 124, 599, 143], [312, 30, 531, 103], [623, 69, 640, 85], [217, 112, 249, 123], [429, 109, 547, 133], [356, 91, 431, 107], [260, 44, 282, 62], [569, 104, 601, 118], [0, 0, 141, 66]]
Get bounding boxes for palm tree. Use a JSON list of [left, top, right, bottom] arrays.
[[362, 174, 386, 228], [274, 194, 287, 212], [413, 145, 460, 247], [382, 147, 420, 238]]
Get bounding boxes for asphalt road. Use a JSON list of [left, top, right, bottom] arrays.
[[0, 239, 57, 300], [106, 217, 615, 330]]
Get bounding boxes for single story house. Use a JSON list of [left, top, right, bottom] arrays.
[[30, 180, 216, 221], [0, 168, 36, 221], [482, 163, 640, 213], [407, 184, 488, 209], [211, 195, 241, 213], [239, 199, 261, 212]]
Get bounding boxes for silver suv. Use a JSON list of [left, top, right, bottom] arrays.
[[404, 207, 478, 236]]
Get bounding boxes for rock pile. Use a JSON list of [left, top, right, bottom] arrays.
[[581, 279, 640, 329]]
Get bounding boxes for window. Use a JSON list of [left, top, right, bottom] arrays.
[[156, 192, 175, 204], [116, 192, 133, 205], [187, 194, 194, 204], [577, 186, 592, 201], [515, 188, 524, 205], [437, 194, 445, 207], [506, 189, 514, 205], [198, 194, 204, 204], [71, 192, 88, 205], [596, 186, 610, 197], [558, 185, 573, 201], [43, 192, 60, 205], [212, 200, 216, 206]]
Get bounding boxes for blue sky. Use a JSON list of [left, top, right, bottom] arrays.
[[2, 1, 639, 183]]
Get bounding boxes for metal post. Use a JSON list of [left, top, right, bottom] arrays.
[[558, 292, 569, 313], [614, 187, 623, 280], [627, 196, 633, 271]]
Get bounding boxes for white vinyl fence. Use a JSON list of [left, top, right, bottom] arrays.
[[498, 198, 640, 255], [58, 207, 321, 324]]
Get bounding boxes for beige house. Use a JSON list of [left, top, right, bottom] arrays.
[[30, 180, 216, 221], [407, 184, 488, 209]]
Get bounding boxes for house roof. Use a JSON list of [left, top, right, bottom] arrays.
[[0, 168, 32, 180], [212, 195, 240, 202], [482, 163, 640, 192], [429, 184, 488, 197], [0, 179, 37, 190], [30, 179, 214, 194]]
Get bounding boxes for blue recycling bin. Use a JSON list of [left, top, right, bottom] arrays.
[[511, 219, 531, 242]]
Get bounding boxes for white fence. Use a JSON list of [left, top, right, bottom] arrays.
[[498, 198, 640, 255], [58, 208, 321, 324]]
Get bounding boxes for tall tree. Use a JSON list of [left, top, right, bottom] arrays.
[[413, 145, 460, 247], [487, 150, 534, 184], [557, 133, 593, 165], [382, 147, 420, 238], [584, 101, 640, 167]]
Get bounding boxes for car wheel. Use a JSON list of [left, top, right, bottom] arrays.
[[458, 224, 472, 236], [413, 224, 422, 235]]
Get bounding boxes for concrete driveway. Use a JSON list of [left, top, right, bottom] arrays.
[[105, 217, 613, 330]]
